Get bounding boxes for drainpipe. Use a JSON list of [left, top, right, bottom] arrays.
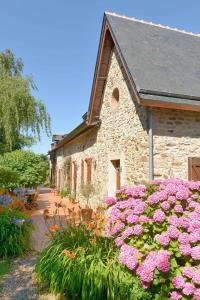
[[147, 109, 154, 182]]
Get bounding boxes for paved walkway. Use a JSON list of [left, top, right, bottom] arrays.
[[0, 190, 73, 300]]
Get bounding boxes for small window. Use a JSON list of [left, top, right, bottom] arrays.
[[111, 88, 119, 111]]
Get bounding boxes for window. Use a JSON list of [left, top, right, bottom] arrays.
[[111, 88, 119, 111]]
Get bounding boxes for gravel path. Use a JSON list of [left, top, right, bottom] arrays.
[[0, 255, 38, 300], [0, 190, 65, 300]]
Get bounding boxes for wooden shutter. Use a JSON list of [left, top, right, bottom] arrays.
[[81, 160, 84, 185], [70, 161, 73, 191], [87, 158, 92, 183], [73, 161, 77, 193], [188, 157, 200, 181], [116, 167, 121, 189]]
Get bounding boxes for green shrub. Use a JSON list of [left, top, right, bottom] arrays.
[[0, 150, 49, 188], [0, 205, 33, 258], [35, 225, 153, 300], [0, 166, 20, 189]]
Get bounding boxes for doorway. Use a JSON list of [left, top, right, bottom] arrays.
[[108, 159, 121, 196]]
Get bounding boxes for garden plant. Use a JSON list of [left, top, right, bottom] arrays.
[[105, 179, 200, 300], [0, 150, 49, 188], [35, 218, 152, 300], [0, 193, 33, 258]]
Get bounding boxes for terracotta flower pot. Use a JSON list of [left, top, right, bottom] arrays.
[[81, 208, 93, 222]]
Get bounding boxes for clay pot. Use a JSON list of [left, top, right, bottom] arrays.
[[81, 208, 93, 222]]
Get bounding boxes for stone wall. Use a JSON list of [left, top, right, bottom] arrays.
[[53, 47, 149, 207], [153, 108, 200, 179]]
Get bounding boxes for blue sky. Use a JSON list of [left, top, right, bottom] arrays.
[[0, 0, 199, 154]]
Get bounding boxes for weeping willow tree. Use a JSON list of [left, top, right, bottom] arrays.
[[0, 49, 51, 153]]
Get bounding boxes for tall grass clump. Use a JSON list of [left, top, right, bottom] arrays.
[[35, 224, 153, 300]]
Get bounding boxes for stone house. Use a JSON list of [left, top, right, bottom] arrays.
[[49, 12, 200, 206]]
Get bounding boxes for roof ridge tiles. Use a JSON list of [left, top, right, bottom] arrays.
[[105, 11, 200, 38]]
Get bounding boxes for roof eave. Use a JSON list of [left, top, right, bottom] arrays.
[[140, 93, 200, 112], [50, 122, 98, 152]]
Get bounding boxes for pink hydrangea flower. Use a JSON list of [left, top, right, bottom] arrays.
[[176, 189, 189, 200], [191, 246, 200, 260], [189, 232, 200, 243], [153, 209, 166, 223], [168, 225, 180, 239], [133, 224, 143, 236], [178, 233, 190, 244], [105, 197, 117, 206], [147, 191, 167, 205], [172, 276, 185, 289], [182, 283, 195, 296], [124, 209, 135, 217], [192, 269, 200, 285], [156, 250, 170, 272], [178, 217, 189, 229], [136, 264, 154, 283], [110, 222, 125, 236], [194, 288, 200, 300], [121, 227, 134, 239], [115, 237, 124, 247], [139, 215, 151, 222], [170, 291, 182, 300], [168, 196, 177, 204], [155, 233, 170, 246], [126, 214, 139, 224], [125, 255, 138, 270], [133, 202, 147, 215], [160, 201, 170, 211], [182, 266, 193, 279], [165, 183, 177, 195], [168, 216, 179, 226], [174, 204, 184, 214], [189, 182, 200, 190], [179, 244, 191, 256], [189, 201, 198, 209]]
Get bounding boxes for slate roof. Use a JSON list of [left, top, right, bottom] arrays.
[[106, 12, 200, 101]]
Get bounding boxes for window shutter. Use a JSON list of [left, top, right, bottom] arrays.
[[70, 161, 72, 191], [81, 160, 84, 185], [188, 157, 200, 181], [87, 158, 92, 183], [73, 161, 77, 194]]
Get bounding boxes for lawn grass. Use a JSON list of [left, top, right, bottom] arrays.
[[0, 260, 12, 294]]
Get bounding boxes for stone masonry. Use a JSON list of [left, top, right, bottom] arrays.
[[153, 108, 200, 179]]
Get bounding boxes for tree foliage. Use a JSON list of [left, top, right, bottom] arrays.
[[0, 150, 49, 188], [0, 49, 51, 153], [0, 166, 20, 189]]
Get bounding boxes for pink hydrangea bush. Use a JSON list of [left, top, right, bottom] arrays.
[[105, 179, 200, 299]]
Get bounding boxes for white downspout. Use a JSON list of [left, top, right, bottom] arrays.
[[148, 109, 154, 181]]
